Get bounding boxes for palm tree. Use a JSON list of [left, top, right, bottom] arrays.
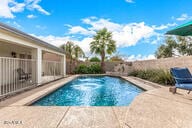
[[73, 45, 85, 61], [60, 41, 74, 58], [60, 42, 85, 73], [155, 36, 177, 58], [60, 41, 75, 73], [90, 28, 116, 72]]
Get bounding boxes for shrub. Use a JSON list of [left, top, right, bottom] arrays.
[[74, 64, 88, 74], [129, 69, 174, 86], [74, 64, 102, 74], [88, 64, 102, 74], [89, 57, 101, 62]]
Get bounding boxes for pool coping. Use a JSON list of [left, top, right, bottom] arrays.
[[6, 74, 161, 106]]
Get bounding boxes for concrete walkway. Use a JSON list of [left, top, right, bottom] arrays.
[[0, 76, 191, 128]]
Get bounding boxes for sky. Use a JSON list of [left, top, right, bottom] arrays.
[[0, 0, 192, 61]]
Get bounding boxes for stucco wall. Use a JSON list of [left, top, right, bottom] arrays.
[[131, 56, 192, 72], [66, 59, 77, 74], [114, 56, 192, 74], [66, 61, 128, 74], [66, 56, 192, 74], [77, 61, 122, 72]]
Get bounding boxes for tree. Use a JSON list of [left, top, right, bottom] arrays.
[[155, 36, 192, 59], [61, 41, 74, 58], [176, 36, 192, 56], [90, 28, 116, 72], [110, 56, 124, 62], [89, 57, 101, 62], [155, 36, 177, 58], [60, 41, 75, 73], [73, 45, 85, 61], [60, 42, 85, 73]]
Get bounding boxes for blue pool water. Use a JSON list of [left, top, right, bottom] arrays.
[[32, 76, 144, 106]]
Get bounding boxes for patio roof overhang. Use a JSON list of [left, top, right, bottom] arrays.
[[0, 22, 65, 54], [166, 21, 192, 36]]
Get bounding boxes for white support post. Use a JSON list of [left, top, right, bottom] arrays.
[[32, 48, 42, 85], [37, 48, 42, 85], [62, 55, 66, 76], [31, 49, 37, 84]]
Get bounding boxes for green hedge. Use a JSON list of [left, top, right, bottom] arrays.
[[74, 64, 102, 74], [129, 69, 174, 86], [89, 57, 101, 62]]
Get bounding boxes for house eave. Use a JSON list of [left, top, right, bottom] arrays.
[[0, 22, 65, 54]]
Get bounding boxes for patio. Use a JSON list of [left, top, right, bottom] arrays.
[[0, 43, 64, 97], [0, 76, 191, 128], [0, 23, 66, 98]]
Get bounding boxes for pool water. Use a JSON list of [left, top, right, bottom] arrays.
[[32, 76, 144, 106]]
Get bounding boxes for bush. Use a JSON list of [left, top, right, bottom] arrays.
[[88, 64, 102, 74], [89, 57, 101, 62], [74, 64, 88, 74], [129, 69, 174, 86], [74, 64, 102, 74]]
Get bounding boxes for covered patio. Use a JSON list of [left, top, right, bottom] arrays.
[[0, 23, 66, 98]]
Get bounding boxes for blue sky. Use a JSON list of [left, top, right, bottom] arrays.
[[0, 0, 192, 60]]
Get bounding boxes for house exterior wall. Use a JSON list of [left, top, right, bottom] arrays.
[[0, 27, 66, 96]]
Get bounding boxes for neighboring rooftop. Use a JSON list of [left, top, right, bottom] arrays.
[[0, 22, 65, 54]]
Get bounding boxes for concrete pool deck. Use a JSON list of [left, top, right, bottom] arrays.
[[0, 75, 191, 128]]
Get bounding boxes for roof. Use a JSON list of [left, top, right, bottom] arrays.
[[0, 22, 65, 54], [166, 21, 192, 36]]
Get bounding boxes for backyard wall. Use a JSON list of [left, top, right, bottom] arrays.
[[66, 60, 131, 74], [113, 56, 192, 74], [131, 56, 192, 73], [66, 59, 79, 74], [66, 56, 192, 74], [78, 61, 122, 72]]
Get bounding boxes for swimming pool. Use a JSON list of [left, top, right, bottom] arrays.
[[32, 76, 144, 106]]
